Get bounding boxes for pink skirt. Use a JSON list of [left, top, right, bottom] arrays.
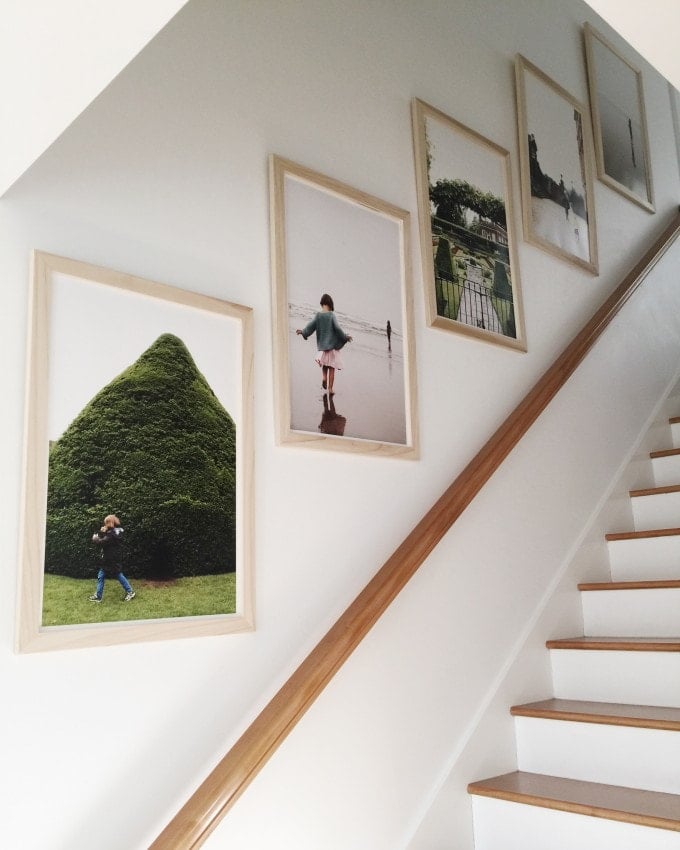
[[315, 349, 343, 369]]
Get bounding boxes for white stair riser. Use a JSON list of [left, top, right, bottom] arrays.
[[652, 455, 680, 488], [550, 650, 680, 707], [631, 490, 680, 531], [470, 796, 680, 850], [582, 588, 680, 637], [608, 535, 680, 581], [672, 421, 680, 448], [515, 717, 680, 795]]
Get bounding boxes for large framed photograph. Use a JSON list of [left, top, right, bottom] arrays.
[[515, 54, 599, 274], [412, 98, 526, 351], [270, 155, 418, 457], [16, 252, 254, 652], [584, 22, 655, 212]]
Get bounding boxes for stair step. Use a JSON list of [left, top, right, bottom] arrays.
[[468, 771, 680, 831], [606, 528, 680, 581], [550, 645, 680, 706], [651, 453, 680, 487], [513, 704, 680, 794], [547, 636, 680, 651], [578, 585, 680, 636], [630, 483, 680, 496], [511, 699, 680, 730], [629, 487, 680, 531], [651, 448, 680, 459], [579, 580, 680, 590], [606, 527, 680, 540]]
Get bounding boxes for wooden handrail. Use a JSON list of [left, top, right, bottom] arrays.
[[150, 210, 680, 849]]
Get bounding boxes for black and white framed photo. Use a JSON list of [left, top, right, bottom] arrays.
[[584, 22, 655, 212], [516, 54, 599, 274]]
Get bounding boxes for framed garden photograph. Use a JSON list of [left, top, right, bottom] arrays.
[[584, 22, 655, 212], [269, 155, 418, 457], [16, 252, 254, 652], [411, 98, 526, 351], [515, 54, 599, 274]]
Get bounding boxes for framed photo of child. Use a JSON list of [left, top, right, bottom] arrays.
[[16, 251, 254, 652], [269, 155, 419, 457]]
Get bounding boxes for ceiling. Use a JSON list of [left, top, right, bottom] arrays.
[[0, 1, 677, 198], [585, 0, 680, 89]]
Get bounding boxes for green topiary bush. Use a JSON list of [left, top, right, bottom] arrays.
[[45, 334, 236, 579]]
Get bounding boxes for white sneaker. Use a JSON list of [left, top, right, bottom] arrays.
[[124, 591, 136, 601]]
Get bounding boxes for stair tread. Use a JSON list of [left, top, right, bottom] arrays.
[[630, 483, 680, 498], [669, 416, 680, 424], [605, 527, 680, 541], [547, 636, 680, 651], [467, 771, 680, 830], [511, 698, 680, 729], [578, 579, 680, 591], [650, 447, 680, 459]]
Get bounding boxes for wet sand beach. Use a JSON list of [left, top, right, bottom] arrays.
[[289, 304, 407, 445], [531, 197, 589, 261]]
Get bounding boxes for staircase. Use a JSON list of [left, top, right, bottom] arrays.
[[468, 413, 680, 849]]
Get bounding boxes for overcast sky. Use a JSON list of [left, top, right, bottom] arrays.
[[524, 70, 585, 191], [47, 271, 242, 441], [593, 36, 641, 117], [284, 175, 404, 329], [426, 114, 505, 199]]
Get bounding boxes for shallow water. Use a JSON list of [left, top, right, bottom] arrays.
[[288, 304, 408, 445]]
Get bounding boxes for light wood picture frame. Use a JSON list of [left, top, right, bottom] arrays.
[[412, 98, 527, 351], [16, 251, 254, 652], [584, 22, 655, 212], [515, 54, 599, 274], [269, 155, 418, 457]]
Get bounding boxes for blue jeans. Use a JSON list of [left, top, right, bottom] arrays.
[[95, 568, 133, 599]]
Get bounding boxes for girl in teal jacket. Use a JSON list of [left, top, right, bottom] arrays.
[[296, 293, 352, 395]]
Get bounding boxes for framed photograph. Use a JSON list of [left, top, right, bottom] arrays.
[[269, 155, 418, 457], [412, 98, 526, 351], [584, 22, 655, 212], [515, 54, 599, 274], [16, 252, 254, 652]]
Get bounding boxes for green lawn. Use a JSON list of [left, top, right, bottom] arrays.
[[42, 573, 236, 626]]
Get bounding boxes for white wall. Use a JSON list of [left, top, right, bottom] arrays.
[[1, 1, 679, 849], [0, 0, 189, 195]]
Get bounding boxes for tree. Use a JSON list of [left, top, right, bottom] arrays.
[[435, 236, 454, 279], [45, 334, 237, 579], [492, 261, 512, 302], [430, 179, 506, 229]]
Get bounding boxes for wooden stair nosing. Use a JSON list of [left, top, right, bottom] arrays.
[[605, 527, 680, 541], [510, 698, 680, 731], [547, 636, 680, 651], [669, 416, 680, 425], [629, 483, 680, 498], [467, 771, 680, 832], [650, 447, 680, 459], [578, 579, 680, 591]]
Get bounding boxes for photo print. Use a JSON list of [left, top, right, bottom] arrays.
[[270, 156, 418, 458], [17, 253, 254, 651], [516, 54, 599, 274], [412, 98, 526, 351], [584, 22, 654, 212]]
